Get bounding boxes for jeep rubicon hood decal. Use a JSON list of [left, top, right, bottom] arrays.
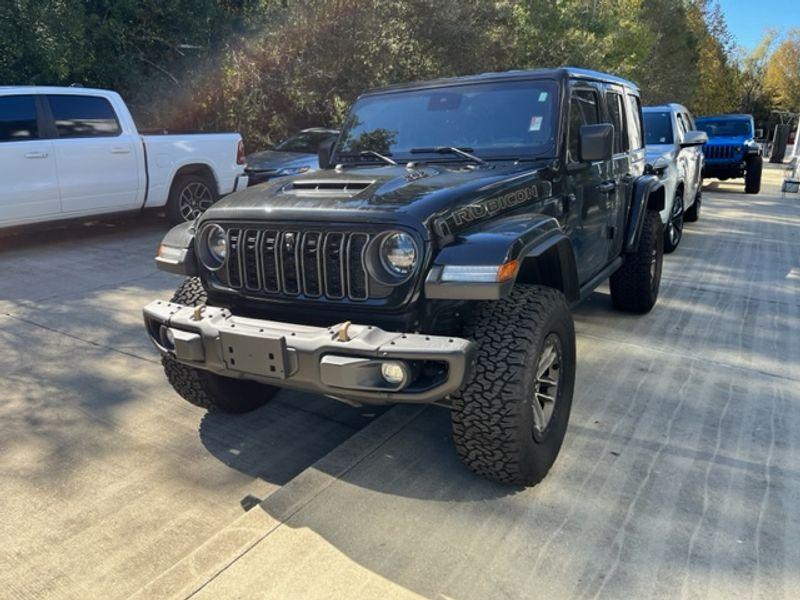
[[201, 161, 554, 242]]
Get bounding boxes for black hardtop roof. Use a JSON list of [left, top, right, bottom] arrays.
[[362, 67, 639, 97]]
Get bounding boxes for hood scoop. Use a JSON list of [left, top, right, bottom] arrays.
[[283, 179, 375, 195]]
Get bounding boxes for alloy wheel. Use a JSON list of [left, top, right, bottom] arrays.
[[531, 333, 563, 439], [178, 182, 214, 221]]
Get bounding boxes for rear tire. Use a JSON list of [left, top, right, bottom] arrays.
[[745, 155, 762, 194], [610, 210, 663, 314], [166, 173, 218, 225], [451, 285, 576, 486], [161, 277, 278, 413]]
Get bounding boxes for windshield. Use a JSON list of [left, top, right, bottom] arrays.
[[643, 111, 673, 145], [337, 80, 559, 161], [275, 130, 338, 153], [696, 119, 752, 138]]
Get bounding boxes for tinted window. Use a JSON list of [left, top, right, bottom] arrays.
[[0, 95, 39, 142], [643, 111, 674, 145], [626, 94, 643, 149], [338, 80, 559, 161], [676, 113, 688, 137], [275, 130, 338, 153], [47, 95, 121, 138], [695, 119, 752, 138], [567, 89, 600, 162], [607, 91, 628, 153]]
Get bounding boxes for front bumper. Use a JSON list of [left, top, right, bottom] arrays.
[[143, 300, 474, 405]]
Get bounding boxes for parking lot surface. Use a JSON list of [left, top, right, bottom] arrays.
[[2, 165, 799, 599]]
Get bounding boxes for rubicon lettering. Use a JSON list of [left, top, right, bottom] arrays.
[[437, 185, 539, 237]]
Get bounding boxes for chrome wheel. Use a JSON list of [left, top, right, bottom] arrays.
[[532, 333, 562, 437], [178, 181, 214, 221]]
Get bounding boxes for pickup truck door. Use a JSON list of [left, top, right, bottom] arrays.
[[563, 83, 614, 284], [0, 95, 60, 226], [44, 94, 140, 215]]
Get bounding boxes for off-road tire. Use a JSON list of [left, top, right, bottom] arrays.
[[450, 285, 576, 486], [684, 189, 701, 222], [166, 173, 218, 225], [610, 210, 663, 314], [745, 155, 762, 194], [161, 277, 278, 413], [663, 191, 684, 254]]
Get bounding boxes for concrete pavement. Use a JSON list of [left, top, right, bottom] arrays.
[[139, 167, 800, 599]]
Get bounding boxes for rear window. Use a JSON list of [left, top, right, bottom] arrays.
[[643, 111, 674, 145], [0, 95, 39, 142], [46, 95, 121, 138]]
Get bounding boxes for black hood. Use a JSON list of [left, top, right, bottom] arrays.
[[200, 161, 555, 241]]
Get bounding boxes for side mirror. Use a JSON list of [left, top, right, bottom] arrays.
[[579, 123, 614, 162], [680, 130, 708, 147], [317, 138, 336, 170]]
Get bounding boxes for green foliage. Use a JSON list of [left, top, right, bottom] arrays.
[[0, 0, 785, 145]]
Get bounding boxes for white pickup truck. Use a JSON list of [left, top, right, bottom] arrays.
[[0, 86, 248, 229]]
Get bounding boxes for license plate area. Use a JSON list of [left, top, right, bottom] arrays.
[[219, 328, 288, 379]]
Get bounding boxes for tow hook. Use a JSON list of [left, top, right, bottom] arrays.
[[337, 320, 352, 342]]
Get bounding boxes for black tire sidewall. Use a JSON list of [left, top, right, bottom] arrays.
[[664, 192, 684, 253], [167, 174, 218, 224], [745, 156, 762, 194]]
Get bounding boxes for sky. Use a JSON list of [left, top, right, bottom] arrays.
[[717, 0, 800, 51]]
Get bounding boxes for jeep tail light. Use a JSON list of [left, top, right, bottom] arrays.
[[236, 139, 246, 165]]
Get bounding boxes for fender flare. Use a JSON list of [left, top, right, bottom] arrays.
[[425, 213, 579, 301], [625, 175, 664, 253], [155, 221, 198, 276]]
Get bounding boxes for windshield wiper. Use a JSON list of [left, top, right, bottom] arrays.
[[338, 150, 397, 166], [409, 146, 486, 165]]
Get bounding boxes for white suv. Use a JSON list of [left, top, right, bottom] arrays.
[[643, 104, 707, 252]]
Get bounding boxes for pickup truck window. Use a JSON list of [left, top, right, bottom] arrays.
[[567, 89, 600, 162], [643, 111, 674, 145], [606, 91, 628, 154], [46, 95, 121, 138], [0, 95, 39, 142], [339, 80, 559, 161]]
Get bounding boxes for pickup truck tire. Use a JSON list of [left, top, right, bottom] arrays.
[[166, 173, 219, 224], [610, 210, 663, 314], [684, 190, 701, 223], [663, 191, 684, 253], [745, 155, 762, 194], [451, 285, 576, 486], [161, 277, 278, 413]]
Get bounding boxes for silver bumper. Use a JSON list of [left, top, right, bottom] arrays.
[[143, 300, 474, 404]]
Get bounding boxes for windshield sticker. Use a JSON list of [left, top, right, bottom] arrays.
[[529, 116, 543, 132], [538, 92, 548, 102]]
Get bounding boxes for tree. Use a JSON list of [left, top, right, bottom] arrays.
[[765, 29, 800, 112]]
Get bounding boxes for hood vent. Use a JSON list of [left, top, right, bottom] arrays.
[[284, 180, 374, 195]]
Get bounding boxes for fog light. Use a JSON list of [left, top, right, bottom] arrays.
[[380, 361, 407, 385], [159, 325, 176, 350]]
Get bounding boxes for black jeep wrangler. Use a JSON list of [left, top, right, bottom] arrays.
[[144, 68, 665, 486]]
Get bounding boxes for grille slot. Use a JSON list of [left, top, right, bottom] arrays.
[[224, 226, 372, 301], [705, 145, 736, 159]]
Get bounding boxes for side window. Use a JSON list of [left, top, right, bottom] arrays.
[[567, 89, 600, 162], [676, 113, 688, 139], [626, 93, 643, 150], [46, 95, 121, 138], [683, 112, 695, 131], [0, 95, 39, 142], [606, 91, 628, 154]]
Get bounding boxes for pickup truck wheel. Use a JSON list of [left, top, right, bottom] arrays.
[[684, 190, 701, 222], [451, 285, 576, 486], [167, 174, 218, 224], [745, 155, 762, 194], [663, 192, 684, 253], [610, 210, 663, 314], [161, 277, 278, 413]]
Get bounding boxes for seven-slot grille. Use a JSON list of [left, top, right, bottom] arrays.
[[704, 144, 739, 160], [225, 227, 371, 301]]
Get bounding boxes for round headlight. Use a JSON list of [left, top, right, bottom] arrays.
[[199, 224, 227, 270], [380, 232, 417, 278]]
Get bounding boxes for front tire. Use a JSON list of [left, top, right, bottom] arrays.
[[745, 155, 762, 194], [610, 210, 663, 314], [162, 277, 278, 413], [166, 173, 218, 224], [451, 285, 576, 486], [663, 191, 684, 253]]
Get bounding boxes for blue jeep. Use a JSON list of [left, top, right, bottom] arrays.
[[695, 114, 763, 194]]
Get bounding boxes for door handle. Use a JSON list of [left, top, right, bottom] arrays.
[[598, 181, 617, 193], [110, 147, 131, 154], [24, 151, 48, 159]]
